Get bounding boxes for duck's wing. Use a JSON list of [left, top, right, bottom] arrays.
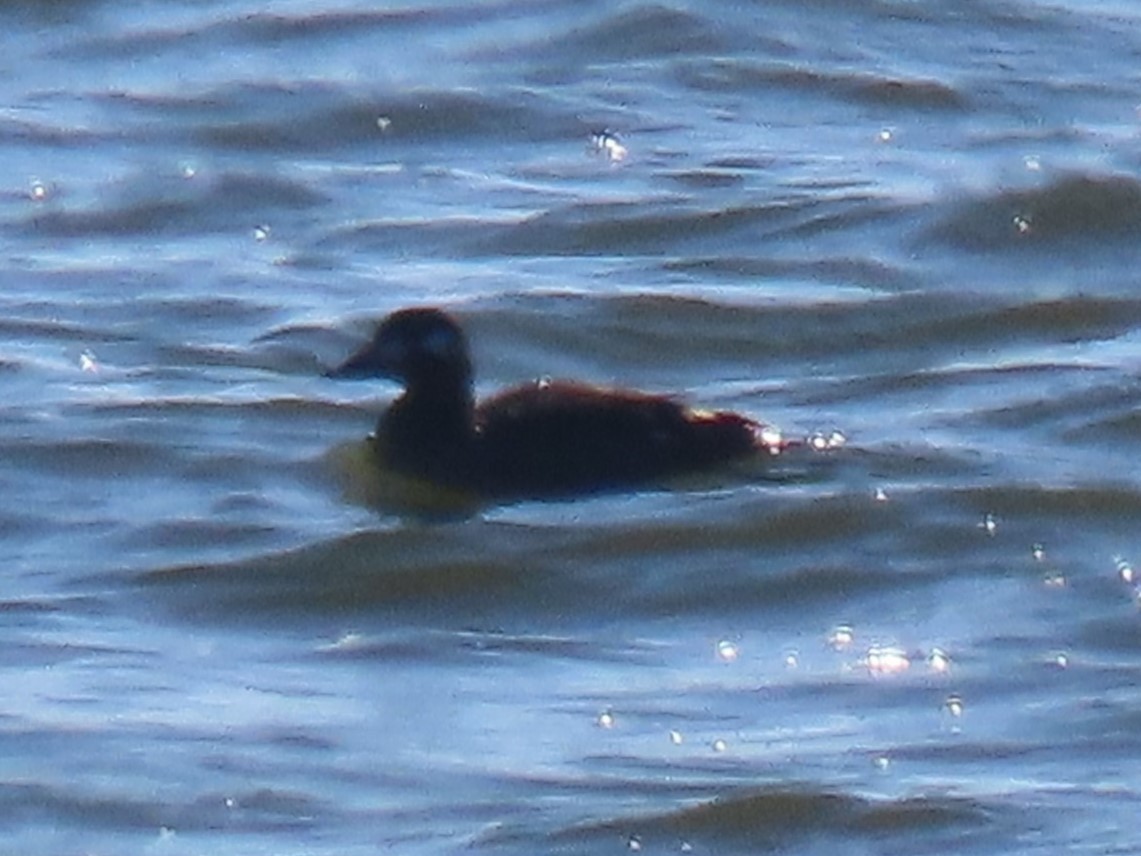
[[474, 381, 762, 494]]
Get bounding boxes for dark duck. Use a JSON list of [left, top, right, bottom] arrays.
[[327, 307, 784, 498]]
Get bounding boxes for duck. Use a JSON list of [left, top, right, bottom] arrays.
[[327, 307, 783, 498]]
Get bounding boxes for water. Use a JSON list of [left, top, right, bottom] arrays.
[[4, 1, 1141, 853]]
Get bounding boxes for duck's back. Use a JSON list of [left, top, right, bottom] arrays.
[[473, 381, 759, 495]]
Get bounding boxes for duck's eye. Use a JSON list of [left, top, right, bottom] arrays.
[[422, 325, 459, 358]]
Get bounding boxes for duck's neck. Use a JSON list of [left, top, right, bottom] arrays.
[[378, 378, 478, 483]]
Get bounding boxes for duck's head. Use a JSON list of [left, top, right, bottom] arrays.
[[327, 307, 473, 390]]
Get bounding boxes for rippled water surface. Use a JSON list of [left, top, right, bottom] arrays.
[[5, 1, 1141, 853]]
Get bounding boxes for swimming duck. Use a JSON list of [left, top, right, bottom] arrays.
[[327, 307, 780, 497]]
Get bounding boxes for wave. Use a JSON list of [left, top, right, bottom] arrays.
[[0, 780, 323, 834], [929, 173, 1141, 251], [535, 786, 991, 853], [681, 60, 967, 111]]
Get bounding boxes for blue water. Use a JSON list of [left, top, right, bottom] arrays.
[[4, 1, 1141, 853]]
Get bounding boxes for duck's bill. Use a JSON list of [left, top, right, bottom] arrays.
[[324, 346, 378, 379]]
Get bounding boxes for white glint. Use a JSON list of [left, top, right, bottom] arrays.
[[716, 639, 739, 662], [945, 694, 964, 718], [759, 425, 783, 453], [321, 632, 365, 653], [591, 130, 628, 162], [927, 647, 951, 674], [828, 625, 854, 650], [1115, 556, 1134, 584], [866, 645, 910, 675], [808, 430, 846, 451]]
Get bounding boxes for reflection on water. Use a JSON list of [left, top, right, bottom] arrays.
[[325, 438, 482, 519]]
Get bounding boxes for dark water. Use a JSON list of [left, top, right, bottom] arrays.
[[4, 1, 1141, 853]]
